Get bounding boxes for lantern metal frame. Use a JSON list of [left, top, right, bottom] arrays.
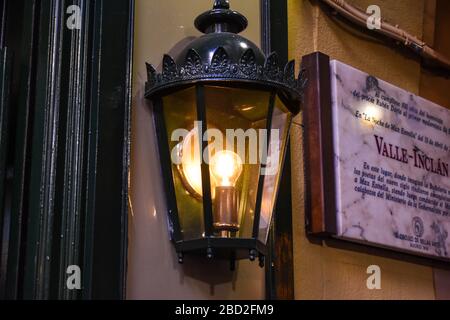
[[145, 0, 306, 269]]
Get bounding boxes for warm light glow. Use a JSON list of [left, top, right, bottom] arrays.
[[362, 103, 381, 124], [210, 150, 243, 187], [178, 129, 203, 197], [182, 162, 203, 195]]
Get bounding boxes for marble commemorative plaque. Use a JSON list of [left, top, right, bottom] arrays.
[[330, 60, 450, 260]]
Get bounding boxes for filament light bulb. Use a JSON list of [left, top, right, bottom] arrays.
[[210, 150, 243, 187]]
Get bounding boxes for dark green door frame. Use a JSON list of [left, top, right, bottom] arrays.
[[0, 0, 133, 300], [0, 47, 12, 300]]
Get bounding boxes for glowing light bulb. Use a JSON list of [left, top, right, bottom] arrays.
[[209, 150, 243, 187]]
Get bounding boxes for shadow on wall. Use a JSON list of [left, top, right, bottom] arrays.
[[127, 37, 265, 299]]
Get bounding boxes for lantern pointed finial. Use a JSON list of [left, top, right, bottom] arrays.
[[213, 0, 230, 9]]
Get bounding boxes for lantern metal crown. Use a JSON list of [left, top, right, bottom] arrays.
[[145, 0, 306, 106], [145, 0, 306, 269]]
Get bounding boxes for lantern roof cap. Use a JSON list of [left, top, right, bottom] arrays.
[[194, 0, 248, 34]]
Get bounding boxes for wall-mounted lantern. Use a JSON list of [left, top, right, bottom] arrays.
[[145, 0, 305, 269]]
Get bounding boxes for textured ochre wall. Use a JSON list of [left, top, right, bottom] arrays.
[[420, 0, 450, 109], [419, 0, 450, 300], [288, 0, 439, 299], [128, 0, 449, 300]]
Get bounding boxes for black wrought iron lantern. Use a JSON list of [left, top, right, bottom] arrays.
[[145, 0, 305, 268]]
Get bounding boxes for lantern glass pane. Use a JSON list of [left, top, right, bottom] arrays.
[[162, 87, 205, 240], [258, 95, 292, 243], [203, 85, 271, 239]]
